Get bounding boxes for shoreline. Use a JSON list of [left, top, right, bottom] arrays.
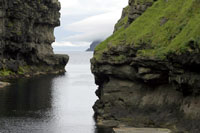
[[0, 66, 67, 80], [0, 68, 67, 88]]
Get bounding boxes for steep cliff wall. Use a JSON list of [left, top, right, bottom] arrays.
[[0, 0, 68, 79], [91, 0, 200, 132]]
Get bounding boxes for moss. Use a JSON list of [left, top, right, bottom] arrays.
[[16, 31, 22, 36], [113, 55, 126, 62], [115, 16, 128, 31], [7, 22, 14, 28], [123, 5, 130, 13], [95, 27, 126, 59], [95, 0, 200, 60], [0, 69, 14, 76], [17, 66, 29, 75], [0, 66, 30, 77], [119, 117, 134, 123], [114, 6, 129, 32]]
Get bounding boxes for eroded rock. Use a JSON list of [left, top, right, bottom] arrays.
[[91, 0, 200, 132], [0, 0, 68, 79]]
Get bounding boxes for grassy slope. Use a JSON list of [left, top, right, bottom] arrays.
[[95, 0, 200, 60]]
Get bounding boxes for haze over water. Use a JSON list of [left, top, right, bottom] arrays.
[[0, 52, 111, 133]]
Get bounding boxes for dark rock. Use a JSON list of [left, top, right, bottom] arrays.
[[128, 0, 154, 25], [160, 17, 169, 26], [0, 0, 68, 78]]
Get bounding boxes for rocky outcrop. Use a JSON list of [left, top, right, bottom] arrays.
[[0, 0, 68, 79], [114, 0, 154, 32], [91, 0, 200, 132], [86, 40, 102, 51]]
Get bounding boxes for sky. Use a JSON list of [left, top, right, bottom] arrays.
[[52, 0, 128, 51]]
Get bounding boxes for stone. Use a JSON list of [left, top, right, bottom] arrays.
[[138, 67, 151, 74], [0, 81, 10, 88], [113, 127, 172, 133]]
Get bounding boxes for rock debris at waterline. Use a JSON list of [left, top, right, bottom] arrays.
[[113, 127, 172, 133], [0, 81, 10, 88]]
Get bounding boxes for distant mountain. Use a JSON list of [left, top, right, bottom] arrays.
[[86, 40, 102, 51]]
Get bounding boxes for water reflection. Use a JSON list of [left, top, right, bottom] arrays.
[[95, 127, 114, 133], [0, 52, 112, 133], [0, 74, 60, 117]]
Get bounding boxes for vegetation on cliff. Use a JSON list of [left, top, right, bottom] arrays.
[[95, 0, 200, 60], [91, 0, 200, 132]]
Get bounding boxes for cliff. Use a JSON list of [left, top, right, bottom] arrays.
[[91, 0, 200, 132], [0, 0, 69, 79], [86, 40, 102, 51]]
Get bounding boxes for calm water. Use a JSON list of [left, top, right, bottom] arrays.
[[0, 52, 112, 133]]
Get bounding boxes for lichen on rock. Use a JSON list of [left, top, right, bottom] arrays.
[[91, 0, 200, 132], [0, 0, 69, 79]]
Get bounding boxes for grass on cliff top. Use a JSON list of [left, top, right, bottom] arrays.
[[95, 0, 200, 60]]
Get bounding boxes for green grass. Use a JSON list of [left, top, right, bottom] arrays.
[[134, 0, 155, 5], [95, 0, 200, 60], [112, 55, 127, 62], [115, 16, 128, 31]]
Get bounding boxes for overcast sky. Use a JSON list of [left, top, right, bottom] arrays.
[[52, 0, 128, 51]]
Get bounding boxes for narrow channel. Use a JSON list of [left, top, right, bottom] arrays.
[[0, 52, 111, 133]]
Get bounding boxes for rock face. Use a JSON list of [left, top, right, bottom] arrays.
[[0, 0, 68, 79], [114, 0, 154, 32], [86, 40, 102, 51], [91, 0, 200, 133]]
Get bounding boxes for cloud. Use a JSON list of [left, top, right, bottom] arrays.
[[52, 41, 91, 51], [52, 41, 90, 47], [53, 0, 128, 51], [59, 0, 128, 16], [64, 10, 122, 42], [52, 41, 90, 51]]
